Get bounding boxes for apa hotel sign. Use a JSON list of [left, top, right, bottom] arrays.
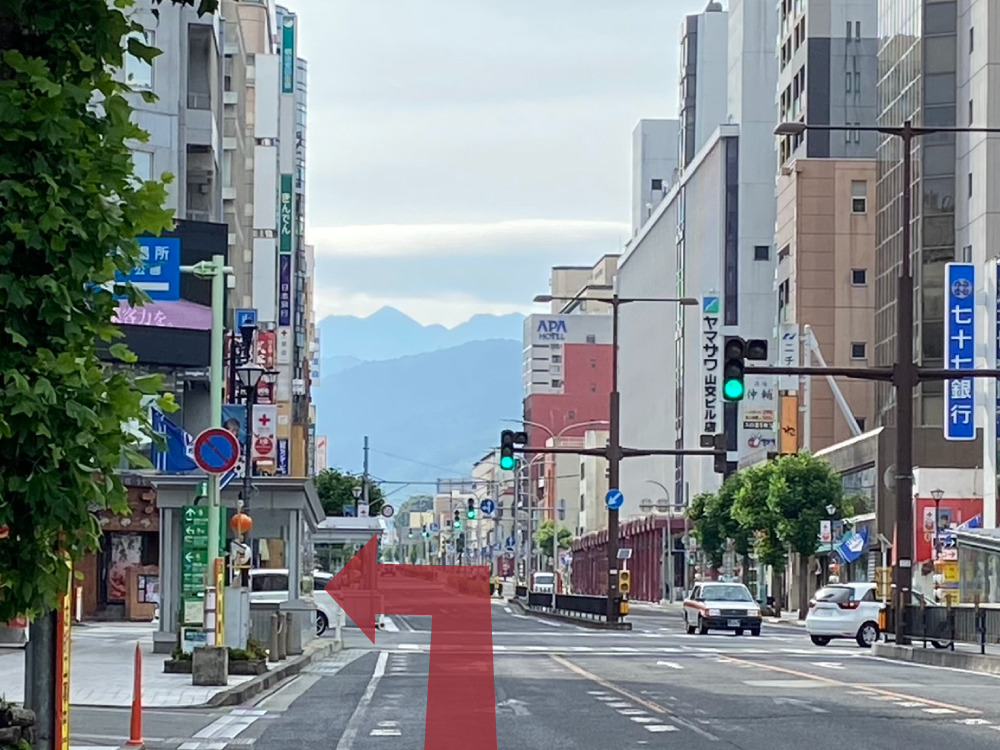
[[536, 319, 567, 342]]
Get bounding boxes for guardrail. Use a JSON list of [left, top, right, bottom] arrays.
[[525, 592, 610, 621], [887, 602, 1000, 654]]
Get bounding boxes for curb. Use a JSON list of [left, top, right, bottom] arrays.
[[509, 598, 632, 631], [203, 637, 342, 708], [872, 642, 1000, 676]]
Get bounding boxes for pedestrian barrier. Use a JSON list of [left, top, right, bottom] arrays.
[[886, 601, 1000, 653], [125, 642, 143, 747], [525, 592, 609, 620]]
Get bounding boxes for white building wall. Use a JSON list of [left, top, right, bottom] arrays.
[[692, 8, 730, 158], [579, 429, 610, 535], [630, 119, 679, 236]]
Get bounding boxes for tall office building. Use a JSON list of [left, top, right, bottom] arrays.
[[631, 120, 679, 237], [678, 3, 729, 171], [874, 0, 958, 428]]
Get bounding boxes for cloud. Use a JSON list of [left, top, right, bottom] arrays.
[[311, 287, 529, 328], [308, 219, 629, 258]]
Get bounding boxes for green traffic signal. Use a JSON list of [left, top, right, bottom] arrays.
[[499, 454, 515, 470], [454, 520, 462, 530], [466, 508, 476, 520], [723, 378, 745, 400]]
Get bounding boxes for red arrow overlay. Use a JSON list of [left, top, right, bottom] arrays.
[[325, 536, 497, 749]]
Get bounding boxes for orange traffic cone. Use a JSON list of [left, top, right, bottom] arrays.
[[125, 642, 143, 747]]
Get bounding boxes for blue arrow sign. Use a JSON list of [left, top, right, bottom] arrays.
[[605, 488, 624, 510], [234, 308, 257, 329], [430, 522, 440, 532], [480, 499, 496, 515]]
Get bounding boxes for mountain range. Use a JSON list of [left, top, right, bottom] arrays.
[[318, 307, 524, 362], [312, 309, 525, 492]]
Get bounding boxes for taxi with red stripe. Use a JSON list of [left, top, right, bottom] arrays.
[[682, 581, 762, 636]]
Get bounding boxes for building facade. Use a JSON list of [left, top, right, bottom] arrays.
[[679, 3, 729, 171], [775, 159, 878, 450], [631, 119, 679, 236]]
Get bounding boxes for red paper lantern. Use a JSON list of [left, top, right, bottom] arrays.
[[230, 512, 253, 536]]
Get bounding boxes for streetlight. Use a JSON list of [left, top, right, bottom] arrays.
[[931, 488, 945, 562], [532, 292, 698, 621], [773, 119, 1000, 644], [351, 485, 362, 502], [235, 362, 267, 575]]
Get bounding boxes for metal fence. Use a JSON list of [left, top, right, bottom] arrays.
[[887, 603, 1000, 654], [525, 592, 609, 620]]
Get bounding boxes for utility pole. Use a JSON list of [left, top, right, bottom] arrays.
[[362, 435, 370, 511]]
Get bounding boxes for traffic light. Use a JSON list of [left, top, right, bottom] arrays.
[[422, 525, 430, 539], [713, 432, 727, 474], [618, 569, 631, 596], [453, 509, 462, 530], [466, 497, 476, 520], [722, 337, 746, 401], [499, 430, 516, 470]]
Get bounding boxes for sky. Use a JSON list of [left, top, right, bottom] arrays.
[[293, 0, 709, 327]]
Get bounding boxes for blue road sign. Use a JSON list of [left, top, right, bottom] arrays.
[[480, 499, 496, 515], [430, 522, 440, 532], [234, 308, 258, 329], [605, 488, 624, 510], [944, 262, 976, 441], [506, 535, 516, 548], [193, 428, 241, 475], [116, 236, 181, 301]]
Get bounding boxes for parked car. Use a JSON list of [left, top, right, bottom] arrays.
[[249, 568, 339, 637], [682, 581, 762, 636]]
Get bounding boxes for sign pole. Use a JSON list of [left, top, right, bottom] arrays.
[[207, 253, 226, 566]]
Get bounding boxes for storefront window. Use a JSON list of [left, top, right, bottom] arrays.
[[958, 545, 1000, 603]]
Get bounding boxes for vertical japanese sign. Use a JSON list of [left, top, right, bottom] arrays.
[[278, 254, 292, 326], [701, 296, 721, 434], [54, 559, 72, 750], [181, 506, 209, 625], [281, 16, 296, 93], [279, 174, 293, 255], [277, 438, 289, 475], [944, 262, 976, 441], [741, 376, 778, 455], [778, 322, 799, 391], [253, 404, 278, 461]]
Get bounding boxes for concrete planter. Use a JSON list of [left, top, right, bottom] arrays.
[[163, 659, 192, 674], [228, 660, 268, 676]]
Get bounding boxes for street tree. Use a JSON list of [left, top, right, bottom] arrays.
[[767, 452, 847, 618], [686, 483, 750, 576], [534, 520, 573, 563], [0, 0, 228, 621], [315, 467, 386, 517]]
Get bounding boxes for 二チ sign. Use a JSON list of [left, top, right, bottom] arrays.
[[944, 262, 975, 441], [116, 236, 181, 301]]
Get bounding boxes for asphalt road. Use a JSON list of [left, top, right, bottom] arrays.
[[81, 599, 1000, 749]]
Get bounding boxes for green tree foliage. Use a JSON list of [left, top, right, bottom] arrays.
[[314, 468, 386, 517], [729, 463, 785, 570], [395, 494, 433, 529], [686, 484, 749, 568], [768, 452, 846, 558], [534, 520, 573, 561], [0, 0, 227, 620]]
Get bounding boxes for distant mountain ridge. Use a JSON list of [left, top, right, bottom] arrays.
[[318, 307, 525, 362], [313, 338, 523, 485]]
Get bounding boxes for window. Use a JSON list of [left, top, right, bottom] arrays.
[[551, 379, 563, 388], [130, 151, 152, 182], [124, 30, 154, 90], [854, 416, 867, 432], [851, 268, 867, 285], [969, 172, 974, 198], [754, 245, 770, 261], [851, 180, 867, 213], [851, 342, 867, 359], [969, 98, 974, 125], [846, 21, 851, 38], [855, 21, 861, 39], [251, 572, 289, 593], [854, 72, 861, 92], [846, 72, 852, 92], [589, 383, 597, 392], [970, 26, 974, 53], [651, 178, 663, 191], [589, 358, 597, 368], [551, 354, 562, 364], [585, 334, 596, 344]]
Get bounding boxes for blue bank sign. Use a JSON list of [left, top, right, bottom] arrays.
[[944, 262, 976, 441], [116, 236, 181, 301]]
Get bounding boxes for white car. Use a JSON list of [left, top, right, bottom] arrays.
[[805, 581, 883, 648], [250, 568, 340, 636], [682, 581, 762, 636]]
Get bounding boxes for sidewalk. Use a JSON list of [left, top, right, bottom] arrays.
[[0, 622, 253, 708]]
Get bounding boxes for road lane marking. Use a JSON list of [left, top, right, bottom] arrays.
[[398, 643, 420, 650], [369, 729, 401, 736], [551, 655, 718, 741], [336, 652, 389, 750], [631, 716, 656, 724], [923, 708, 957, 714], [718, 655, 981, 715], [656, 661, 683, 669], [645, 725, 679, 733]]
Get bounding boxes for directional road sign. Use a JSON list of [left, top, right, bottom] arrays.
[[430, 523, 439, 532], [116, 236, 181, 301], [234, 308, 257, 329], [480, 499, 496, 515], [193, 428, 241, 475], [181, 505, 209, 624], [381, 504, 395, 518], [605, 488, 624, 510]]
